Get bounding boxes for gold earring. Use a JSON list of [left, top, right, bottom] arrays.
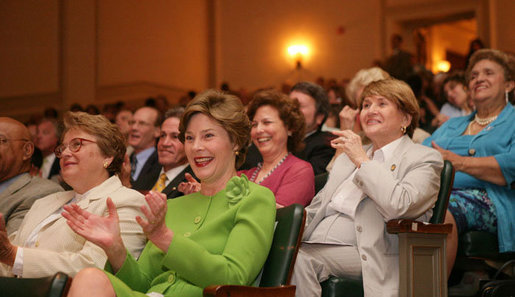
[[235, 151, 240, 156], [401, 126, 407, 134], [103, 161, 109, 168]]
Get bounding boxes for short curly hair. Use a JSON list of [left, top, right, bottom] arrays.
[[178, 90, 250, 169], [246, 89, 305, 153], [61, 111, 126, 175]]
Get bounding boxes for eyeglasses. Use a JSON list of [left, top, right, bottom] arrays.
[[54, 138, 97, 158], [0, 138, 30, 145]]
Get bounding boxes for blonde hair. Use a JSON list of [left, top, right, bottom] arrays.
[[346, 67, 390, 107]]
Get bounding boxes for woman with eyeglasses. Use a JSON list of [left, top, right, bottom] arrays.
[[0, 111, 146, 278]]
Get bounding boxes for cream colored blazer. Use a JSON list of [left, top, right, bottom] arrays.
[[304, 136, 443, 297], [1, 176, 146, 278]]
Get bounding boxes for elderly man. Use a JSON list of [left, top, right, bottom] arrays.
[[290, 82, 335, 175], [151, 107, 195, 198], [128, 106, 161, 190], [35, 118, 61, 180], [0, 117, 63, 235]]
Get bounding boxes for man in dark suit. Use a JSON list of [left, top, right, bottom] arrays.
[[151, 107, 195, 199], [128, 106, 162, 191], [290, 82, 335, 175], [35, 118, 61, 180], [0, 117, 63, 235]]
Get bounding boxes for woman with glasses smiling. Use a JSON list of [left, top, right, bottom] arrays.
[[0, 111, 146, 278]]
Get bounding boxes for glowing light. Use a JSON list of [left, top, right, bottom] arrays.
[[288, 44, 309, 58], [436, 60, 451, 73]]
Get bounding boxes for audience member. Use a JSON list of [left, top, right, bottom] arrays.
[[423, 49, 515, 292], [36, 118, 61, 180], [465, 38, 485, 70], [127, 107, 161, 191], [0, 112, 146, 278], [406, 74, 440, 133], [0, 118, 63, 235], [290, 82, 335, 175], [240, 89, 315, 207], [291, 79, 443, 297], [383, 34, 414, 81], [85, 104, 100, 115], [63, 90, 276, 297], [114, 109, 133, 141], [152, 107, 195, 199], [432, 71, 473, 127]]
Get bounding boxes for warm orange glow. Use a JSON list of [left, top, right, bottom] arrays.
[[288, 44, 309, 58], [436, 60, 451, 72]]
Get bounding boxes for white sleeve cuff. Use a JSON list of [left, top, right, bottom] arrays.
[[12, 247, 23, 277]]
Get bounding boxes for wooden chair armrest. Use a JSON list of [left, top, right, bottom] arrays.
[[203, 284, 295, 297], [386, 219, 452, 234]]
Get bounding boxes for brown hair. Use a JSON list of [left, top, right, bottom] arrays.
[[61, 111, 126, 175], [179, 90, 250, 169], [247, 89, 305, 153], [360, 79, 420, 138]]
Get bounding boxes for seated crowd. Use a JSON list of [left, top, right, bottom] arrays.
[[0, 48, 513, 297]]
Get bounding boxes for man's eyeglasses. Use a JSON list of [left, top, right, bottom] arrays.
[[0, 138, 30, 145], [54, 138, 97, 158]]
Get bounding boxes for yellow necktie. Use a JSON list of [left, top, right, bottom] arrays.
[[152, 173, 167, 192]]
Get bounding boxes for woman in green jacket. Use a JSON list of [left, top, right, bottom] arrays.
[[63, 90, 277, 297]]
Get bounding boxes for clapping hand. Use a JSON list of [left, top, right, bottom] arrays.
[[178, 173, 201, 195], [63, 198, 123, 252], [136, 191, 173, 252], [0, 213, 17, 266]]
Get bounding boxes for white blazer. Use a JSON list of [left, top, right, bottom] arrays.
[[1, 176, 147, 278], [304, 136, 443, 297]]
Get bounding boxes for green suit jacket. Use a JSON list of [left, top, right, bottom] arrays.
[[106, 175, 276, 297]]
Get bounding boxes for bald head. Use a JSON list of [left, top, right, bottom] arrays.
[[0, 117, 35, 182]]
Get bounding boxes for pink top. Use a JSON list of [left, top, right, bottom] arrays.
[[239, 154, 315, 207]]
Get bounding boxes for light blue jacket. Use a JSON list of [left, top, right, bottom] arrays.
[[423, 104, 515, 252]]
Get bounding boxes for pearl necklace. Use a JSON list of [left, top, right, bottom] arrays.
[[473, 114, 498, 126], [250, 153, 290, 184]]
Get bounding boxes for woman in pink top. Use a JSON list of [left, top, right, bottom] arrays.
[[240, 89, 315, 207]]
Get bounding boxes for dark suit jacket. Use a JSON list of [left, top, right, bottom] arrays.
[[0, 173, 63, 235], [238, 143, 262, 170], [48, 157, 61, 179], [161, 165, 196, 199], [130, 150, 161, 191], [294, 130, 335, 176]]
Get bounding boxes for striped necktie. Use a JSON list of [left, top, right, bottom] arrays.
[[152, 173, 167, 192]]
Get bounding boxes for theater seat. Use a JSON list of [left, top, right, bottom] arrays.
[[0, 272, 71, 297], [321, 160, 455, 297], [203, 203, 306, 297]]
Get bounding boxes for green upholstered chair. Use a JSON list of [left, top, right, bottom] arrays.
[[0, 272, 71, 297], [321, 160, 455, 297], [203, 203, 306, 297]]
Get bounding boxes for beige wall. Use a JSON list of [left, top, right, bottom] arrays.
[[217, 0, 382, 90], [1, 0, 514, 121]]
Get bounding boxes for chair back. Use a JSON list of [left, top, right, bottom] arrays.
[[314, 172, 329, 195], [429, 160, 455, 224], [0, 272, 70, 297], [259, 203, 305, 287]]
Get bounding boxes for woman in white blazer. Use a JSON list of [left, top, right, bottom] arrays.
[[291, 79, 443, 297], [0, 111, 146, 278]]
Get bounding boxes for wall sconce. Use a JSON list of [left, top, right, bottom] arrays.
[[436, 60, 451, 73], [288, 44, 309, 69]]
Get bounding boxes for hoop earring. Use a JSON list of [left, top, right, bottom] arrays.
[[506, 91, 510, 104], [400, 126, 407, 134]]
